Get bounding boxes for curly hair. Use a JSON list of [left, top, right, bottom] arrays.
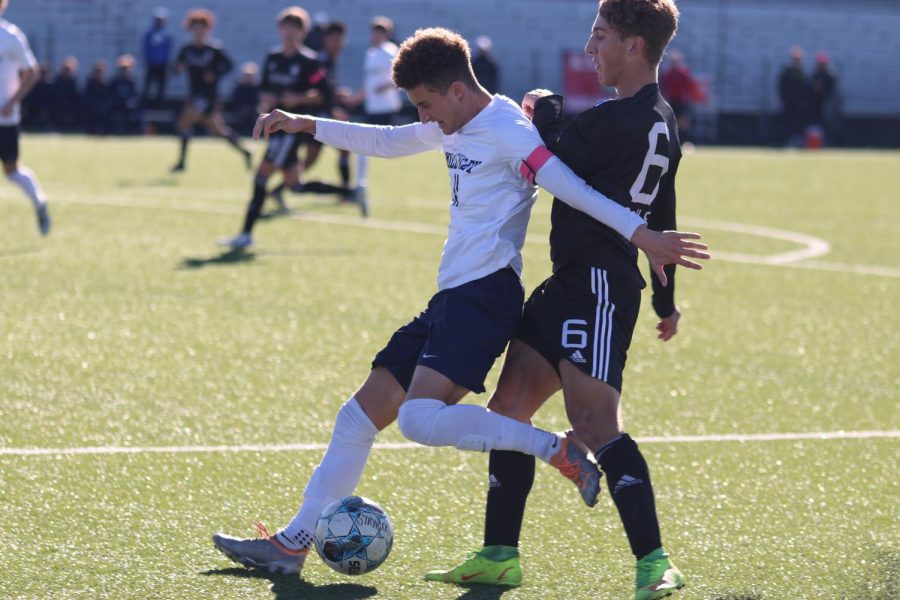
[[392, 28, 478, 92], [184, 9, 215, 30], [599, 0, 679, 65]]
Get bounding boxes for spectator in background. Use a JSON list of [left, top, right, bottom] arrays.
[[83, 60, 113, 134], [142, 7, 173, 107], [227, 62, 259, 135], [660, 49, 703, 143], [51, 56, 81, 132], [110, 54, 141, 133], [472, 35, 499, 94], [810, 52, 839, 143], [22, 61, 53, 130], [778, 46, 809, 147]]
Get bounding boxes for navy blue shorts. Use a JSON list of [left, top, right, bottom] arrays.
[[516, 264, 641, 393], [372, 268, 524, 394]]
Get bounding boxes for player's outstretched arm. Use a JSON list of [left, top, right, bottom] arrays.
[[254, 111, 439, 158]]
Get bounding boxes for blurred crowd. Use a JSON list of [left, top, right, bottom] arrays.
[[778, 46, 840, 147], [18, 7, 841, 148], [19, 7, 501, 138], [23, 55, 141, 134]]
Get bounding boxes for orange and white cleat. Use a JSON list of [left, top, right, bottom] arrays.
[[550, 431, 603, 507], [212, 522, 309, 574]]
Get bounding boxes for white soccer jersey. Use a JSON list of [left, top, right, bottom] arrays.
[[314, 94, 645, 291], [363, 42, 402, 115], [0, 19, 37, 126]]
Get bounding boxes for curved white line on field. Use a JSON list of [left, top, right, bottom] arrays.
[[679, 217, 831, 265], [8, 192, 898, 278], [1, 430, 897, 457]]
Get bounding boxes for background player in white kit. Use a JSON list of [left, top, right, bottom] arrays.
[[212, 27, 705, 575], [0, 0, 50, 236], [352, 16, 402, 206]]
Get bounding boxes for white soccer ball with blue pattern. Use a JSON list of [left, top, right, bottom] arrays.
[[314, 496, 394, 575]]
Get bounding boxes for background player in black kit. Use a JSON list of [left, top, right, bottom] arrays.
[[269, 20, 361, 215], [220, 6, 330, 250], [171, 9, 251, 173], [427, 1, 709, 599]]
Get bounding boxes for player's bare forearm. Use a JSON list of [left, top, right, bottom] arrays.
[[14, 67, 38, 102]]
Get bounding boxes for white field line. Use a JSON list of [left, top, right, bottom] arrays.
[[1, 430, 897, 457], [4, 191, 900, 278], [677, 217, 831, 264]]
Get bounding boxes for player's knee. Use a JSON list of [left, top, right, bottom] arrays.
[[487, 393, 529, 422], [397, 398, 443, 445]]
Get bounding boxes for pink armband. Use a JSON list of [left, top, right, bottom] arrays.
[[519, 145, 553, 184]]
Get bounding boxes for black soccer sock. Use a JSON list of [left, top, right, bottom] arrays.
[[225, 131, 244, 151], [596, 434, 662, 559], [338, 152, 350, 187], [241, 176, 268, 235], [177, 134, 189, 166], [483, 450, 535, 548]]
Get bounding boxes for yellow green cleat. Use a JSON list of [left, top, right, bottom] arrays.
[[635, 547, 685, 600], [425, 546, 523, 586]]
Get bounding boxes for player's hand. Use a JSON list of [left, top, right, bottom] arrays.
[[280, 91, 304, 107], [331, 106, 349, 121], [0, 100, 15, 117], [253, 110, 315, 140], [521, 89, 554, 120], [656, 308, 680, 341], [335, 87, 353, 104], [304, 89, 322, 105], [631, 225, 710, 286]]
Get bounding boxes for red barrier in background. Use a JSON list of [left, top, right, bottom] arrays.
[[562, 51, 612, 113]]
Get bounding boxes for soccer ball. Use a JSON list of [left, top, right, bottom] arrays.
[[314, 496, 394, 576]]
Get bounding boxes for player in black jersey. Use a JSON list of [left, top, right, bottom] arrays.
[[268, 20, 361, 214], [170, 10, 251, 173], [219, 7, 332, 249], [427, 2, 709, 598]]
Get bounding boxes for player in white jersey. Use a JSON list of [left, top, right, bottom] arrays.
[[352, 16, 402, 205], [0, 0, 49, 235], [212, 28, 705, 575]]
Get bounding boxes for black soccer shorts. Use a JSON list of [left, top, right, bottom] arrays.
[[263, 130, 315, 169], [0, 125, 20, 164], [516, 264, 641, 392]]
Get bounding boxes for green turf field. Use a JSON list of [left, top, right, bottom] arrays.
[[1, 136, 898, 599]]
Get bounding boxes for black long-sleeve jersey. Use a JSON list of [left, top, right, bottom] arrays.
[[260, 46, 330, 113], [532, 83, 681, 318], [175, 41, 233, 100]]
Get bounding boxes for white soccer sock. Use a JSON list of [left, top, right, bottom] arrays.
[[278, 397, 377, 550], [7, 167, 47, 209], [356, 154, 369, 188], [397, 398, 561, 463]]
